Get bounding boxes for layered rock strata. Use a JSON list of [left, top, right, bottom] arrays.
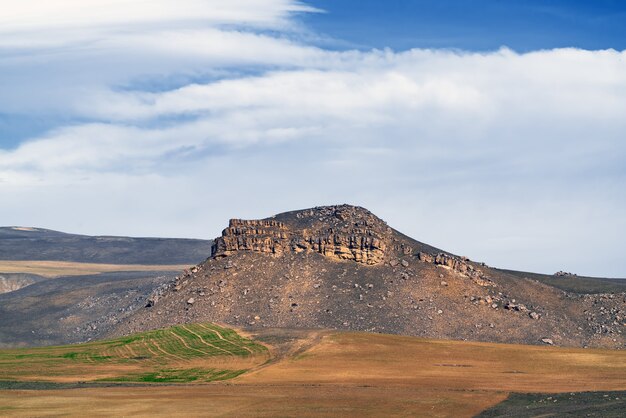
[[211, 206, 390, 265]]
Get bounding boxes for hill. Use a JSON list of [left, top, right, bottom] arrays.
[[0, 227, 213, 265], [114, 204, 626, 349]]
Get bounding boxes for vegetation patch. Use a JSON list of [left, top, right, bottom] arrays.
[[0, 323, 269, 386]]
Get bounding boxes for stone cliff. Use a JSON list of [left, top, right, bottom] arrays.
[[211, 205, 390, 265]]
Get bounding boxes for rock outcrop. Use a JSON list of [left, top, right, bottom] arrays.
[[554, 271, 578, 277], [211, 205, 390, 265], [418, 252, 495, 287], [211, 219, 290, 257]]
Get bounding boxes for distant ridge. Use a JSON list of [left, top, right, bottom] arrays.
[[0, 226, 213, 265]]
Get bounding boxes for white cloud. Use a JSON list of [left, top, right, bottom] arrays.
[[0, 0, 325, 117], [0, 0, 318, 39], [5, 48, 625, 172], [0, 1, 625, 276]]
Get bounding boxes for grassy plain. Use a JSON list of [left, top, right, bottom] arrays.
[[1, 328, 625, 417], [0, 260, 189, 278]]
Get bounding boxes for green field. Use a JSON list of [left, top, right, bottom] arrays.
[[0, 323, 269, 384]]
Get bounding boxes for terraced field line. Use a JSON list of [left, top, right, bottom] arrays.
[[181, 325, 234, 356], [111, 346, 128, 358], [200, 324, 227, 341], [169, 330, 216, 356], [141, 341, 160, 359], [197, 324, 254, 355], [150, 339, 186, 361], [109, 346, 126, 360], [83, 354, 97, 364], [124, 344, 139, 359], [198, 324, 228, 341]]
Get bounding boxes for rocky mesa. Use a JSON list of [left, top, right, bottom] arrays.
[[113, 205, 626, 349], [211, 207, 389, 264]]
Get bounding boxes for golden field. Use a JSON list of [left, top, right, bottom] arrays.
[[0, 260, 189, 278]]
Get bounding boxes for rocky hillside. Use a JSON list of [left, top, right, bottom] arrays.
[[0, 228, 214, 346], [0, 271, 172, 348], [113, 205, 626, 349]]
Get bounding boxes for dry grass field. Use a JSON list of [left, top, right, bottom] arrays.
[[241, 332, 626, 393], [1, 327, 625, 417], [0, 260, 190, 278], [0, 385, 506, 417]]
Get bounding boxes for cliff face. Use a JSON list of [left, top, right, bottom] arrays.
[[211, 219, 289, 258], [211, 205, 390, 265]]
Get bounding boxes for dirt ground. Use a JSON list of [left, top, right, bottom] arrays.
[[1, 329, 625, 417], [240, 331, 626, 393]]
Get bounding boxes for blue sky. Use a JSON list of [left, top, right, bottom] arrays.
[[304, 0, 626, 51], [0, 1, 625, 277]]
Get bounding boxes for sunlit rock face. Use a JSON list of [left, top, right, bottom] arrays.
[[211, 205, 391, 265]]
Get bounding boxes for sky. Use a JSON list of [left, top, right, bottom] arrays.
[[0, 1, 625, 277], [304, 0, 626, 51]]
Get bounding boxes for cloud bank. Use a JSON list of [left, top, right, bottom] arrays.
[[1, 1, 625, 277]]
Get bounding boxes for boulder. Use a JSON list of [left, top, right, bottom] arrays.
[[418, 252, 434, 263]]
